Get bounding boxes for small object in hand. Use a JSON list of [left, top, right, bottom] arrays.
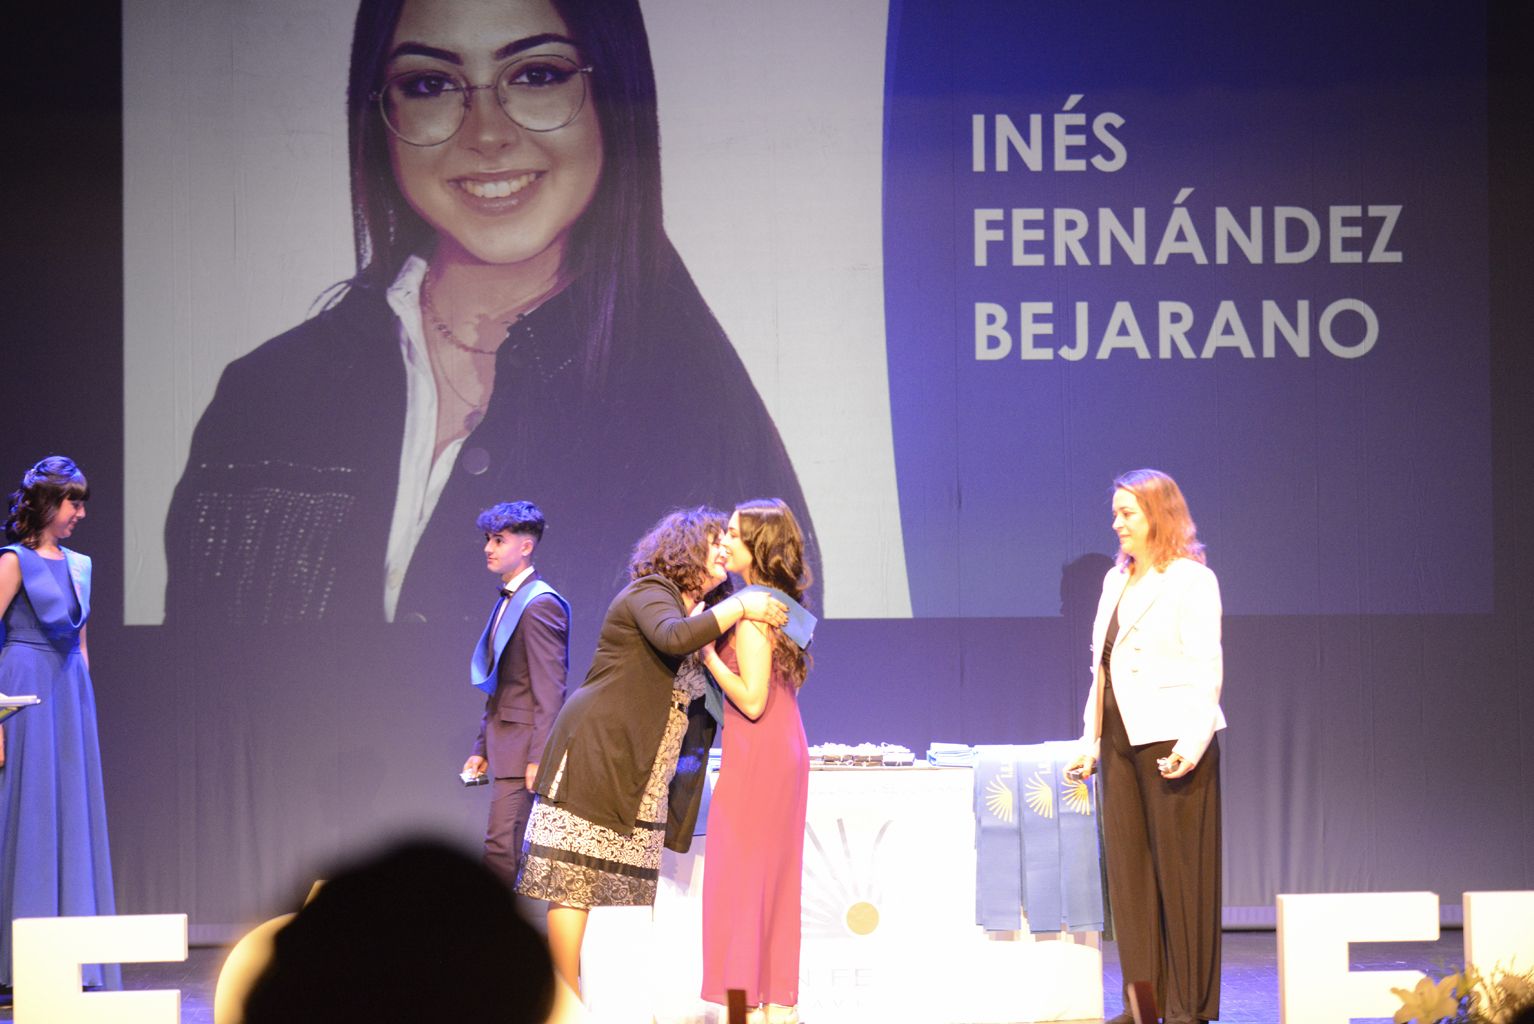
[[1156, 756, 1173, 774], [460, 770, 489, 787]]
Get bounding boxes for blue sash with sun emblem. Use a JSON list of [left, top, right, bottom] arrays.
[[1017, 746, 1065, 930], [974, 745, 1025, 929], [1054, 742, 1105, 931], [974, 742, 1104, 933]]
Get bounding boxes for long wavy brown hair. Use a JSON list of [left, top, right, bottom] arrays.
[[1112, 468, 1206, 572], [628, 506, 727, 598], [734, 498, 811, 687]]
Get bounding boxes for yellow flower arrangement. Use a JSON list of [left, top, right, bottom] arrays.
[[1392, 964, 1534, 1024]]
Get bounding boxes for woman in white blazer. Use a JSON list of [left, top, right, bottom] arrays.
[[1066, 469, 1225, 1024]]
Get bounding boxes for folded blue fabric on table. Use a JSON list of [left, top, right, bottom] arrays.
[[926, 742, 977, 767], [973, 741, 1104, 933]]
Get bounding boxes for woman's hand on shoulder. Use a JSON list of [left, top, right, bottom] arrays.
[[736, 590, 788, 628]]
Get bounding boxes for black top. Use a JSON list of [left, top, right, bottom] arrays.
[[531, 575, 723, 839], [1101, 601, 1121, 689], [164, 255, 818, 659]]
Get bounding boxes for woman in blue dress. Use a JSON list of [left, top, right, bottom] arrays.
[[0, 456, 118, 990]]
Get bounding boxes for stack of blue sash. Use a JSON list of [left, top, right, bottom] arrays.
[[974, 741, 1104, 933], [926, 742, 978, 767]]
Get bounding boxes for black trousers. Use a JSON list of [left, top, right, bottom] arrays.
[[1101, 687, 1222, 1022], [484, 777, 533, 887]]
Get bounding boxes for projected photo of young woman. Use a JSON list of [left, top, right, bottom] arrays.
[[163, 0, 816, 635]]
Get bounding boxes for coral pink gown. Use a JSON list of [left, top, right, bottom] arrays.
[[700, 637, 810, 1007]]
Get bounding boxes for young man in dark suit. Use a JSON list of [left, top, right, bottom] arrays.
[[462, 502, 570, 886]]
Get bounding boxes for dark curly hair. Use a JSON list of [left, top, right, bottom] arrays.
[[5, 456, 89, 547], [734, 498, 812, 686], [628, 506, 726, 598], [475, 501, 546, 543]]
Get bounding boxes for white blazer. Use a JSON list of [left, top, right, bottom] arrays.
[[1079, 557, 1226, 765]]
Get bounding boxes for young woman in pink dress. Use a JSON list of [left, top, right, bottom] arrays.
[[699, 498, 812, 1024]]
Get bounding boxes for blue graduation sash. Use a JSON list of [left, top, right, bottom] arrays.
[[701, 585, 816, 723], [1018, 746, 1065, 931], [468, 580, 569, 696], [734, 584, 816, 649], [1051, 742, 1105, 932], [975, 744, 1025, 929], [974, 741, 1105, 933]]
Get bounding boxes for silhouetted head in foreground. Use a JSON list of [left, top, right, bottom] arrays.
[[243, 838, 553, 1024]]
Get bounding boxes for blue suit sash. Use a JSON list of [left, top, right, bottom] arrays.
[[469, 580, 569, 696]]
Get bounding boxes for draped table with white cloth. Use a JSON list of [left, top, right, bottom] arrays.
[[580, 759, 1104, 1024]]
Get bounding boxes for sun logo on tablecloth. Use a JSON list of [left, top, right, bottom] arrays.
[[1025, 772, 1055, 818], [983, 775, 1015, 823], [1061, 776, 1092, 815], [802, 818, 892, 939]]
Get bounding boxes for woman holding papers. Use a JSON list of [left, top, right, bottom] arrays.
[[700, 499, 813, 1024], [1065, 469, 1225, 1024], [516, 507, 787, 994], [0, 457, 118, 991]]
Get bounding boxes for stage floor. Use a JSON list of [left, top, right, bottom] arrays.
[[0, 929, 1466, 1023]]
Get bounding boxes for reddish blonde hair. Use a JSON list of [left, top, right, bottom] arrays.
[[1112, 468, 1205, 571]]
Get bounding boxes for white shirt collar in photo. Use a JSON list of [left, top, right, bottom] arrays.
[[381, 254, 468, 622]]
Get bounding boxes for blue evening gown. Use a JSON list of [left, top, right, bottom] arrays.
[[0, 543, 119, 989]]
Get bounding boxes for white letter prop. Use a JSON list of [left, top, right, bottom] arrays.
[[12, 914, 187, 1024], [1464, 891, 1534, 978], [1276, 892, 1438, 1024]]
